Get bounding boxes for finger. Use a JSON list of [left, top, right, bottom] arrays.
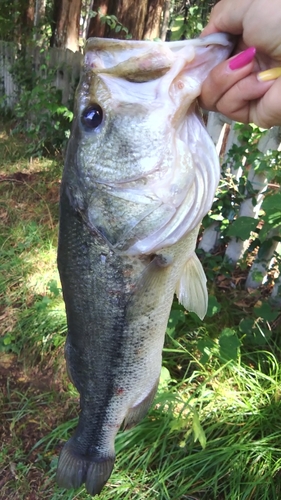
[[199, 54, 257, 111], [202, 0, 281, 59], [201, 0, 251, 36], [215, 73, 273, 123], [250, 77, 281, 128]]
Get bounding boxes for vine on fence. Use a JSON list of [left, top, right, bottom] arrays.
[[201, 122, 281, 296], [12, 60, 73, 155]]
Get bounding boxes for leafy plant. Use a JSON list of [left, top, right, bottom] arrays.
[[12, 66, 73, 155], [168, 0, 216, 41], [3, 44, 74, 156], [202, 122, 281, 291], [89, 9, 132, 38]]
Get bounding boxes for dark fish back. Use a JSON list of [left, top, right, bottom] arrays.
[[57, 185, 136, 494]]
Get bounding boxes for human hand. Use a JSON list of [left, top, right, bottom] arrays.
[[199, 0, 281, 128]]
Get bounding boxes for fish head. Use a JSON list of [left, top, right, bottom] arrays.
[[65, 34, 234, 253], [70, 34, 234, 183]]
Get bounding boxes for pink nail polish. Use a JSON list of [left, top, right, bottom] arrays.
[[229, 47, 256, 70]]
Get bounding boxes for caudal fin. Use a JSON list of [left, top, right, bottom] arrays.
[[56, 438, 115, 496]]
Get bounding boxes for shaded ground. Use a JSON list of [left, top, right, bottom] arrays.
[[0, 128, 75, 499], [0, 351, 78, 499]]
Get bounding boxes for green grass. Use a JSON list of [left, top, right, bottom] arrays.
[[1, 123, 281, 499]]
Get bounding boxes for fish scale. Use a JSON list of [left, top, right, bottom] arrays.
[[56, 33, 234, 496]]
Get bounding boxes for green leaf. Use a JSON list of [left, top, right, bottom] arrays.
[[251, 271, 263, 283], [253, 302, 279, 322], [262, 193, 281, 217], [48, 280, 61, 297], [192, 408, 206, 449], [35, 296, 50, 310], [239, 318, 255, 334], [166, 308, 185, 337], [245, 323, 272, 346], [219, 328, 240, 361], [159, 366, 172, 392], [209, 214, 224, 221], [105, 17, 116, 28], [226, 217, 258, 241], [206, 295, 221, 317], [257, 239, 274, 259], [3, 335, 12, 346], [52, 335, 63, 348], [197, 337, 216, 364], [169, 417, 186, 433]]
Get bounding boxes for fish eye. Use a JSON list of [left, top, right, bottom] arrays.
[[81, 104, 103, 130]]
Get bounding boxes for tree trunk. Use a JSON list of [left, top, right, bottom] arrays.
[[106, 0, 148, 40], [160, 0, 170, 41], [87, 0, 109, 38], [33, 0, 46, 43], [143, 0, 165, 40], [17, 0, 35, 43], [34, 0, 46, 27], [23, 0, 35, 30], [81, 0, 94, 39], [87, 0, 165, 40], [51, 0, 82, 52]]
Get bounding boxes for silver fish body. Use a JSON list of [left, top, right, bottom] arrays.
[[57, 33, 234, 496]]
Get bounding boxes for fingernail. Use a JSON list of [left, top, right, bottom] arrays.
[[229, 47, 256, 70], [257, 67, 281, 82]]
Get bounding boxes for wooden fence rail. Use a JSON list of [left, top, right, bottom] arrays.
[[0, 41, 82, 107], [0, 41, 280, 302]]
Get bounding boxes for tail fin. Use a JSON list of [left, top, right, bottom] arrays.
[[56, 438, 115, 496]]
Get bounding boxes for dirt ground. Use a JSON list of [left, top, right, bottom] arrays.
[[0, 352, 78, 500]]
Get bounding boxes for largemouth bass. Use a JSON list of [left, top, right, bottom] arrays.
[[57, 33, 234, 496]]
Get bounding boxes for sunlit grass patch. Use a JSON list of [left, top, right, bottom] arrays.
[[0, 125, 62, 172], [0, 371, 74, 500], [0, 123, 64, 360], [37, 352, 281, 500], [0, 126, 31, 170]]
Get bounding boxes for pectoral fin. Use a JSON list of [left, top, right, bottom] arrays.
[[175, 253, 207, 320]]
